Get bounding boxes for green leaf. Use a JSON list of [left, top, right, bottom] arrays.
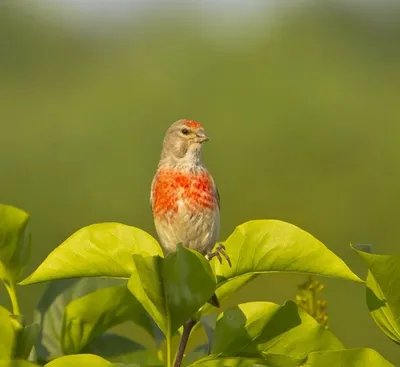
[[182, 344, 209, 366], [13, 320, 40, 359], [185, 314, 217, 364], [366, 271, 400, 343], [200, 314, 218, 353], [201, 274, 255, 316], [163, 245, 216, 332], [305, 348, 394, 366], [353, 247, 400, 344], [128, 255, 165, 335], [0, 361, 39, 367], [188, 354, 303, 367], [217, 220, 362, 282], [0, 305, 16, 359], [128, 245, 216, 337], [84, 333, 163, 366], [32, 278, 126, 362], [0, 306, 38, 360], [0, 204, 30, 283], [211, 301, 342, 359], [190, 349, 393, 367], [61, 284, 161, 354], [202, 220, 362, 313], [261, 354, 305, 367], [20, 223, 162, 285], [44, 354, 115, 367]]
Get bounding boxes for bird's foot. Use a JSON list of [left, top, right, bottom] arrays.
[[206, 244, 232, 267]]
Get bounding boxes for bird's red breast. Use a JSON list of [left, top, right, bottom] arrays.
[[151, 168, 218, 219]]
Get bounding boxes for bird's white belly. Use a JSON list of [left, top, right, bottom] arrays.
[[154, 201, 220, 255]]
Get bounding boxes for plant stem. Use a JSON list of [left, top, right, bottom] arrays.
[[4, 280, 21, 316], [166, 334, 172, 367], [174, 319, 196, 367]]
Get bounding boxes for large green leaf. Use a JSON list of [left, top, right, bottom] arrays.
[[0, 204, 30, 283], [211, 301, 342, 359], [353, 247, 400, 344], [127, 244, 216, 337], [32, 278, 125, 362], [202, 220, 362, 313], [84, 333, 163, 366], [304, 348, 394, 366], [216, 220, 362, 282], [20, 223, 162, 285], [45, 354, 115, 367], [61, 284, 161, 354]]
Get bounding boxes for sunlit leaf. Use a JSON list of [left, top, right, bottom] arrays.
[[365, 271, 400, 344], [190, 349, 393, 367], [0, 305, 16, 359], [20, 223, 162, 285], [212, 301, 341, 359], [0, 308, 37, 361], [84, 333, 163, 366], [217, 220, 362, 282], [0, 204, 30, 283], [305, 348, 394, 366], [353, 247, 400, 344], [61, 284, 161, 354], [202, 220, 362, 313], [128, 244, 216, 337], [44, 354, 115, 367]]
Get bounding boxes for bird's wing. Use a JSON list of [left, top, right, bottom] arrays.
[[150, 173, 156, 210], [212, 178, 221, 209], [207, 170, 220, 209], [216, 185, 220, 209]]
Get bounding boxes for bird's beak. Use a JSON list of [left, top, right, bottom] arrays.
[[196, 130, 209, 143]]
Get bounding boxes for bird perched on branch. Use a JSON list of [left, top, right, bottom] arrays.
[[150, 119, 230, 307]]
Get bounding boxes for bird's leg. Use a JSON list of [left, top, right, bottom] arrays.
[[206, 244, 232, 267]]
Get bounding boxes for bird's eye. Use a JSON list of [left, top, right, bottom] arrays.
[[181, 128, 189, 135]]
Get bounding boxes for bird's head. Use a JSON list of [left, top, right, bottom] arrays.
[[160, 119, 209, 167]]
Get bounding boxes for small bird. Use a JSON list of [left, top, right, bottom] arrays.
[[150, 119, 230, 307]]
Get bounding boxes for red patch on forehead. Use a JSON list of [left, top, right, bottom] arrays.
[[184, 120, 202, 129]]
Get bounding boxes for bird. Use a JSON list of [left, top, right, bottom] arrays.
[[150, 119, 230, 307]]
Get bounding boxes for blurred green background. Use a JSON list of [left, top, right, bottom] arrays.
[[1, 0, 400, 364]]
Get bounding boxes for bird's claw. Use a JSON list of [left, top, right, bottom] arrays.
[[207, 244, 232, 267]]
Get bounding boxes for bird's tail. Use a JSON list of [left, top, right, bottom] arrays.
[[207, 293, 220, 308]]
